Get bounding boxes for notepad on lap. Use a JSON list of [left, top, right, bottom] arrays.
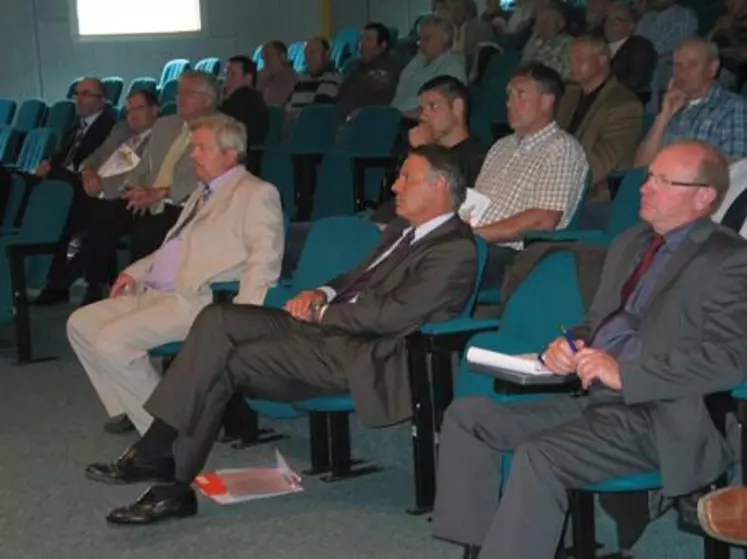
[[466, 347, 572, 385]]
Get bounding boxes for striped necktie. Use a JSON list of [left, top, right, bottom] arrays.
[[163, 184, 212, 243]]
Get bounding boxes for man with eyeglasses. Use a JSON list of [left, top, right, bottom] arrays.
[[604, 2, 656, 94], [432, 139, 747, 558], [35, 89, 161, 306]]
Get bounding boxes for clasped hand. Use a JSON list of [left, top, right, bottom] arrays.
[[542, 337, 622, 391]]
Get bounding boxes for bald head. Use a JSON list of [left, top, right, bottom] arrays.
[[641, 141, 729, 233], [305, 36, 330, 75]]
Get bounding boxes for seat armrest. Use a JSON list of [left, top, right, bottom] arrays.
[[523, 229, 610, 247]]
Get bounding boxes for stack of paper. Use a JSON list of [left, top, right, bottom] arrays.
[[459, 188, 492, 226], [466, 347, 554, 376], [193, 449, 302, 505]]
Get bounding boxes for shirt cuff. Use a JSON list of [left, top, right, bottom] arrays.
[[317, 286, 336, 303]]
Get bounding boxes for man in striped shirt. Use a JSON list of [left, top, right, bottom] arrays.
[[287, 37, 341, 111]]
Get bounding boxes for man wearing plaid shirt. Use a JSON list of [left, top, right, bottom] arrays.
[[473, 62, 589, 288], [635, 37, 747, 167]]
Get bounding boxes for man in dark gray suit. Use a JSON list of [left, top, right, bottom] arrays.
[[432, 139, 747, 558], [83, 144, 479, 524]]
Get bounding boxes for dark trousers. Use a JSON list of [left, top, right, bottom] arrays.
[[143, 303, 349, 481], [481, 244, 518, 291]]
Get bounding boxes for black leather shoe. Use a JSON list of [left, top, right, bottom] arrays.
[[33, 287, 70, 306], [103, 414, 135, 435], [106, 483, 197, 525], [85, 447, 175, 485]]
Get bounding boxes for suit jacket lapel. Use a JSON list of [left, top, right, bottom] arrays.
[[648, 219, 716, 302]]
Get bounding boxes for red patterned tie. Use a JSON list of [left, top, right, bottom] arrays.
[[620, 234, 665, 306]]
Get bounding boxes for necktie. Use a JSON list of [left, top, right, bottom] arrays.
[[153, 125, 191, 189], [163, 184, 212, 243], [721, 187, 747, 233], [334, 229, 416, 304], [619, 234, 665, 306], [63, 119, 87, 169]]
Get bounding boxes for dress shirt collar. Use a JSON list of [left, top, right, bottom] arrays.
[[514, 121, 560, 152], [201, 165, 242, 199], [80, 110, 102, 131], [402, 213, 455, 244]]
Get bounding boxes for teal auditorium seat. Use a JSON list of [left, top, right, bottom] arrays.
[[2, 180, 74, 361], [293, 237, 489, 483], [102, 77, 124, 105], [127, 77, 158, 97], [66, 78, 82, 99], [1, 173, 27, 231], [44, 101, 76, 149], [13, 99, 47, 134], [259, 105, 340, 218], [288, 41, 307, 73], [194, 57, 221, 76], [310, 105, 401, 219], [157, 59, 190, 91], [252, 45, 264, 71], [340, 55, 360, 78], [159, 102, 177, 116], [330, 27, 361, 70], [0, 126, 19, 165], [13, 128, 57, 174], [158, 79, 179, 105], [0, 99, 17, 126]]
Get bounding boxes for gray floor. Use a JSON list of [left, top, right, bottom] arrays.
[[0, 304, 738, 558]]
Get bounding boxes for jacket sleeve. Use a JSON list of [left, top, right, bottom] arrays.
[[587, 96, 643, 183], [320, 238, 477, 337], [233, 182, 285, 305], [622, 249, 747, 404]]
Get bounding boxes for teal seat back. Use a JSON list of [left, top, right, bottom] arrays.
[[2, 173, 26, 228], [127, 77, 158, 97], [158, 59, 190, 89], [252, 45, 264, 71], [44, 101, 76, 148], [194, 57, 221, 76], [607, 167, 644, 238], [456, 251, 586, 398], [342, 106, 402, 156], [565, 170, 593, 230], [464, 237, 488, 315], [288, 105, 340, 153], [66, 78, 82, 100], [14, 99, 47, 134], [0, 99, 16, 125], [341, 55, 360, 78], [102, 77, 124, 105], [263, 216, 382, 308], [265, 106, 284, 146], [159, 102, 177, 116], [158, 79, 179, 105], [288, 42, 307, 73], [15, 128, 57, 174], [0, 126, 19, 165]]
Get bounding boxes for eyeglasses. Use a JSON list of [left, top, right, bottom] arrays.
[[645, 172, 710, 188], [73, 91, 103, 99]]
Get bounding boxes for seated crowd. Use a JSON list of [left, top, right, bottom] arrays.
[[6, 2, 747, 556]]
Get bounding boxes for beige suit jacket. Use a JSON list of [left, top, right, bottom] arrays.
[[124, 167, 284, 306], [556, 77, 643, 188]]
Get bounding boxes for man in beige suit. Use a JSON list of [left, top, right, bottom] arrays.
[[557, 34, 643, 200], [67, 114, 285, 436]]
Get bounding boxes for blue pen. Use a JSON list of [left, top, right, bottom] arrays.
[[560, 324, 578, 353]]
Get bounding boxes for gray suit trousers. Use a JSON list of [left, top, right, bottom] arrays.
[[144, 303, 349, 481], [432, 394, 659, 558]]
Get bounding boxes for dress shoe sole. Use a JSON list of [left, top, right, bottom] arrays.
[[106, 504, 198, 525], [84, 470, 174, 485], [698, 491, 747, 547]]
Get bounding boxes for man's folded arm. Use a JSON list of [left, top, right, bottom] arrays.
[[622, 251, 747, 405], [320, 240, 477, 337]]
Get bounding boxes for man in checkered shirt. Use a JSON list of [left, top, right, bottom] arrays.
[[635, 37, 747, 167], [472, 62, 589, 289]]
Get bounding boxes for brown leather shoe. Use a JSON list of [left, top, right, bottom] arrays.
[[698, 486, 747, 546]]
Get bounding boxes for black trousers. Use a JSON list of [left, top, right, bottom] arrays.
[[143, 303, 349, 482]]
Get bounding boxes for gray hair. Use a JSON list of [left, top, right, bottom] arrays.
[[419, 15, 455, 42], [572, 34, 612, 60], [179, 70, 221, 105], [189, 113, 247, 162], [411, 144, 467, 209], [677, 36, 720, 63]]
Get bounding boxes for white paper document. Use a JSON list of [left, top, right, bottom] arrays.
[[466, 347, 554, 376], [98, 144, 141, 178], [458, 188, 491, 226], [193, 449, 303, 505]]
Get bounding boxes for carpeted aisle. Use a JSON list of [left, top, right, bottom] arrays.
[[0, 305, 733, 558]]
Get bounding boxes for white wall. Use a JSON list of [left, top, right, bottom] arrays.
[[0, 0, 323, 102], [0, 0, 429, 103]]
